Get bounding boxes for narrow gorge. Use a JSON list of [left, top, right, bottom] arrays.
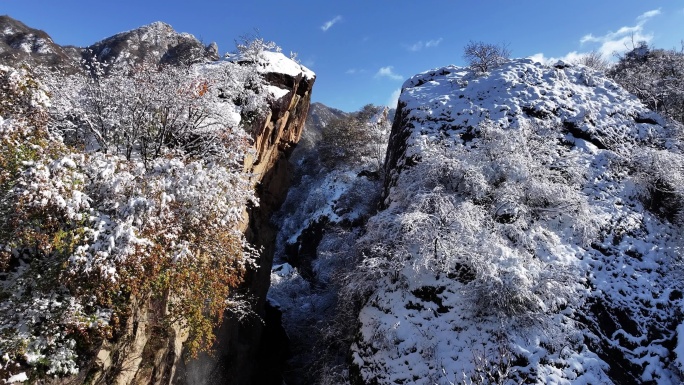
[[2, 13, 684, 385]]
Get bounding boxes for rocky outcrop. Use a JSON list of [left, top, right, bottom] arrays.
[[354, 60, 683, 384], [81, 56, 315, 385], [68, 57, 314, 385], [0, 17, 314, 385]]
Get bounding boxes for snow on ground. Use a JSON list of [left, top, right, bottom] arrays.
[[352, 59, 683, 384]]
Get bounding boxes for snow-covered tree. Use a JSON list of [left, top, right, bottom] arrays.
[[45, 58, 262, 168], [462, 41, 510, 74], [574, 50, 610, 72]]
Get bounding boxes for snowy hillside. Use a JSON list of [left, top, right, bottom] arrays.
[[350, 59, 684, 384], [0, 32, 315, 383]]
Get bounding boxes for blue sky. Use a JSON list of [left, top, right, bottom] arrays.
[[2, 1, 683, 112]]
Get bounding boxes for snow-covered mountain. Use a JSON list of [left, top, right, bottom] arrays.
[[86, 21, 219, 66], [0, 16, 218, 73], [0, 15, 81, 72], [306, 102, 349, 132], [349, 60, 683, 384], [3, 13, 684, 385]]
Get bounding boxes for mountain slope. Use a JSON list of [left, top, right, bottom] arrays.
[[351, 59, 683, 384]]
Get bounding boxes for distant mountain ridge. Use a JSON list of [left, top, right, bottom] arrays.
[[0, 15, 81, 71], [86, 21, 219, 66], [300, 102, 348, 148], [0, 15, 218, 71]]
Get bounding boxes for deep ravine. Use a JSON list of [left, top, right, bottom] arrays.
[[265, 104, 392, 384]]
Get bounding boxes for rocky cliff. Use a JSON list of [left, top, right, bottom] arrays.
[[0, 18, 314, 385], [82, 56, 315, 385], [352, 60, 683, 384], [177, 51, 315, 385], [77, 55, 315, 385]]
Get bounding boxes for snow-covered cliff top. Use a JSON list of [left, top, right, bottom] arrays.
[[258, 50, 315, 81], [394, 59, 667, 163]]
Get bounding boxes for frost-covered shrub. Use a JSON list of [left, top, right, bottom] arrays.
[[0, 65, 50, 125], [355, 120, 594, 319], [464, 246, 577, 318], [609, 42, 684, 126], [573, 51, 610, 72], [0, 54, 258, 380], [44, 37, 279, 168], [0, 107, 99, 378], [233, 34, 280, 62], [45, 60, 258, 168]]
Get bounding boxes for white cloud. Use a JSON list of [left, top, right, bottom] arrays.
[[321, 15, 342, 32], [529, 51, 585, 64], [637, 9, 661, 21], [375, 66, 403, 81], [408, 42, 423, 52], [580, 8, 660, 57], [387, 88, 401, 108], [425, 38, 443, 48], [346, 68, 367, 75], [407, 38, 443, 52]]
